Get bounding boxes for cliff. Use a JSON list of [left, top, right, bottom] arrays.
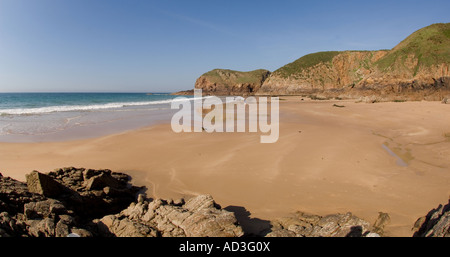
[[259, 50, 388, 93], [259, 23, 450, 100], [189, 23, 450, 100], [194, 69, 270, 95]]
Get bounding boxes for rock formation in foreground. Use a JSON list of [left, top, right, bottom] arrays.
[[265, 211, 389, 237], [412, 200, 450, 237], [1, 168, 449, 237], [96, 194, 243, 237], [0, 168, 243, 237]]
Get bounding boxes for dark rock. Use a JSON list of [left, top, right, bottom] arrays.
[[173, 198, 185, 206], [84, 173, 120, 191], [70, 227, 92, 237], [27, 217, 56, 237], [55, 219, 70, 237], [25, 171, 65, 197], [413, 200, 450, 237], [97, 194, 244, 237], [266, 211, 371, 237], [82, 169, 96, 181], [0, 175, 46, 215], [372, 212, 390, 236], [24, 199, 66, 219], [0, 168, 143, 237]]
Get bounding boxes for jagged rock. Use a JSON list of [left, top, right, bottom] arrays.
[[0, 212, 22, 237], [137, 194, 145, 204], [10, 167, 450, 238], [27, 217, 56, 237], [45, 168, 142, 219], [314, 213, 370, 237], [267, 211, 371, 237], [97, 195, 244, 237], [70, 228, 92, 237], [0, 176, 46, 215], [0, 168, 145, 237], [25, 171, 64, 197], [413, 200, 450, 237], [372, 212, 391, 235], [84, 173, 120, 191], [173, 198, 185, 206], [55, 220, 70, 237], [96, 215, 157, 237], [24, 199, 66, 219], [266, 229, 296, 237]]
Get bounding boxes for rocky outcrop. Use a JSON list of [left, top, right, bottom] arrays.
[[2, 168, 449, 237], [0, 177, 87, 237], [194, 69, 270, 96], [171, 89, 194, 96], [0, 167, 141, 237], [0, 169, 243, 237], [266, 211, 379, 237], [0, 168, 142, 237], [94, 194, 244, 237], [412, 200, 450, 237], [259, 57, 449, 101]]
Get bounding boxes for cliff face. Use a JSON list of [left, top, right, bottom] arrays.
[[194, 69, 270, 95], [258, 23, 450, 99], [189, 23, 450, 100], [259, 50, 388, 94]]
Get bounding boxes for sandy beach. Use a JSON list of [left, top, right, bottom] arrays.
[[1, 97, 449, 236]]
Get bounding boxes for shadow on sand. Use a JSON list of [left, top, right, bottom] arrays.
[[224, 205, 272, 237]]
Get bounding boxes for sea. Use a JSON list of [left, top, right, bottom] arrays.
[[0, 93, 195, 142]]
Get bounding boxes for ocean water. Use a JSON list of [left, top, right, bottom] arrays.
[[0, 93, 193, 142]]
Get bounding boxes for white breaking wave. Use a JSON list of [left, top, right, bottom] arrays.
[[0, 96, 212, 115]]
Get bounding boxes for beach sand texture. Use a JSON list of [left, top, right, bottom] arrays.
[[1, 98, 449, 236]]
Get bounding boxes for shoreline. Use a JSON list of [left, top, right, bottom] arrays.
[[1, 97, 449, 236]]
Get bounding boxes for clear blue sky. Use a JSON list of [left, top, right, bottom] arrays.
[[0, 0, 449, 93]]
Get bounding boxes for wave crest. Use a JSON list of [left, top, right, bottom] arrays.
[[0, 97, 202, 115]]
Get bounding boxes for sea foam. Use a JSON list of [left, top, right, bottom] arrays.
[[0, 97, 210, 115]]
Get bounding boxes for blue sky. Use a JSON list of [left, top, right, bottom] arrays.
[[0, 0, 449, 93]]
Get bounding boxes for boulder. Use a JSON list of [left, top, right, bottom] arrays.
[[84, 173, 120, 191], [96, 215, 157, 237], [70, 227, 92, 237], [372, 212, 391, 236], [413, 200, 450, 237], [0, 175, 46, 215], [266, 211, 371, 237], [25, 171, 65, 197], [26, 217, 56, 237], [24, 199, 66, 219], [97, 195, 244, 237]]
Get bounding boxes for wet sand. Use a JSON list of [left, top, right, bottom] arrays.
[[1, 97, 449, 236]]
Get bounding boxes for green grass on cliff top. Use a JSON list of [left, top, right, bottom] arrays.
[[272, 23, 450, 78], [273, 51, 341, 78], [202, 69, 270, 85], [376, 23, 450, 71]]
